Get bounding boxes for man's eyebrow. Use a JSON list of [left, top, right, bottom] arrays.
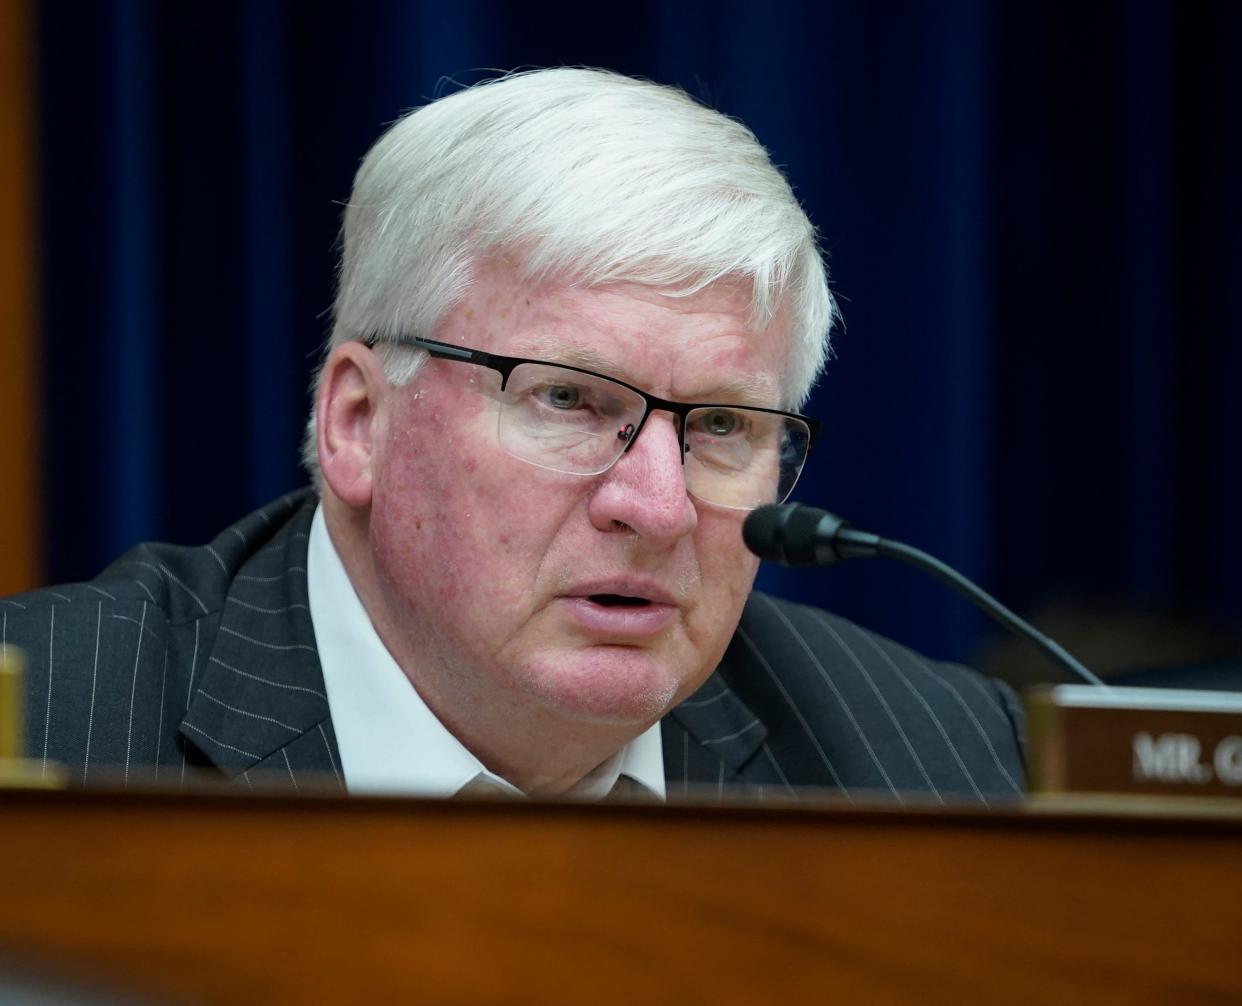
[[525, 344, 782, 406], [535, 344, 618, 374], [699, 372, 783, 405]]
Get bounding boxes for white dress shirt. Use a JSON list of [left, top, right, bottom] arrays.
[[306, 505, 666, 800]]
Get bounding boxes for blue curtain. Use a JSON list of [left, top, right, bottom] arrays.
[[36, 0, 1242, 665]]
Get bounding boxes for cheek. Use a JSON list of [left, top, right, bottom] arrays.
[[372, 402, 502, 600], [688, 514, 758, 643], [698, 511, 757, 580], [370, 393, 560, 612]]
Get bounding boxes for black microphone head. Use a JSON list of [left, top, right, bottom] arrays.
[[742, 504, 788, 561], [744, 504, 844, 565]]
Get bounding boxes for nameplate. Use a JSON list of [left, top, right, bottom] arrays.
[[1026, 685, 1242, 798]]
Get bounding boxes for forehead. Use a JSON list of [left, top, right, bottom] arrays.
[[440, 260, 791, 403]]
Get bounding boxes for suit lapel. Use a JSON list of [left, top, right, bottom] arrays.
[[179, 494, 342, 787], [663, 664, 768, 792]]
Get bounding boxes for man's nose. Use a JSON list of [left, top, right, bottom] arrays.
[[587, 412, 698, 544]]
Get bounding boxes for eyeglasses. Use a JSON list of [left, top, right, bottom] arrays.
[[363, 335, 821, 510]]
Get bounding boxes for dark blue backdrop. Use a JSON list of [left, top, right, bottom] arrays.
[[35, 1, 1242, 668]]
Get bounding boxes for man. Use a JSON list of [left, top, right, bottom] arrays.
[[5, 69, 1024, 802]]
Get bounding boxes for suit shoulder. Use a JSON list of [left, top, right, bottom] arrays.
[[1, 489, 317, 625], [740, 590, 1011, 705], [730, 591, 1027, 796]]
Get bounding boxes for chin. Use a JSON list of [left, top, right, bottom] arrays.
[[524, 646, 688, 725]]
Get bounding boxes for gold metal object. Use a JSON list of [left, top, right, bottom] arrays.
[[0, 645, 64, 788], [0, 644, 24, 760]]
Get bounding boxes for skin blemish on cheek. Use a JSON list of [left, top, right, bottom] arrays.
[[464, 458, 479, 473]]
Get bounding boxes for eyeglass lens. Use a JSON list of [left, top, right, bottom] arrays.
[[495, 362, 810, 509]]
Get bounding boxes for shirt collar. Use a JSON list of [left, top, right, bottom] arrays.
[[307, 504, 665, 800]]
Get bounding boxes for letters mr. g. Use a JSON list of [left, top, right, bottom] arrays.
[[1132, 733, 1242, 785]]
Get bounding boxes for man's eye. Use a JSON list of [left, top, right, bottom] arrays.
[[700, 410, 742, 436], [540, 384, 583, 409]]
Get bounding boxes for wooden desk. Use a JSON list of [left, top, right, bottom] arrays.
[[0, 789, 1239, 1004]]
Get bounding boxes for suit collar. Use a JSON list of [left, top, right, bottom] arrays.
[[180, 491, 338, 781], [667, 661, 768, 781]]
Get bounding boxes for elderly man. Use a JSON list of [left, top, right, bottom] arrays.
[[6, 69, 1023, 801]]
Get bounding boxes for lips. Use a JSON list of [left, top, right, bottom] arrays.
[[558, 580, 680, 638]]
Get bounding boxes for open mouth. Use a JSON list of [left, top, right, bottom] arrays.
[[564, 590, 677, 635], [589, 594, 651, 608]]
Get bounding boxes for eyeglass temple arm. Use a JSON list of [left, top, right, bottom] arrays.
[[407, 337, 481, 363], [412, 337, 521, 385]]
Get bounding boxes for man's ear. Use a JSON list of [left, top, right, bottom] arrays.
[[316, 342, 390, 509]]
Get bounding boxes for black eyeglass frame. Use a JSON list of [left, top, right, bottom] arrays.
[[364, 334, 822, 458]]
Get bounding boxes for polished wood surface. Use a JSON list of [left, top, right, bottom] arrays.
[[0, 0, 42, 594], [0, 789, 1239, 1004]]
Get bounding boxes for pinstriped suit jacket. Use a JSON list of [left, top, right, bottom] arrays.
[[2, 490, 1025, 802]]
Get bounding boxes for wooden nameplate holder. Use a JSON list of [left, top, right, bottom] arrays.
[[1027, 684, 1242, 799]]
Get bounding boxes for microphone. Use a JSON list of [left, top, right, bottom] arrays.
[[743, 503, 1106, 688], [742, 501, 881, 565]]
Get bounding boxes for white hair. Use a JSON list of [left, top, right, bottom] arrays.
[[303, 67, 838, 477]]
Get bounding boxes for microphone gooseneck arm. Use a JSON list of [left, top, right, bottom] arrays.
[[870, 536, 1105, 688], [743, 504, 1106, 688]]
